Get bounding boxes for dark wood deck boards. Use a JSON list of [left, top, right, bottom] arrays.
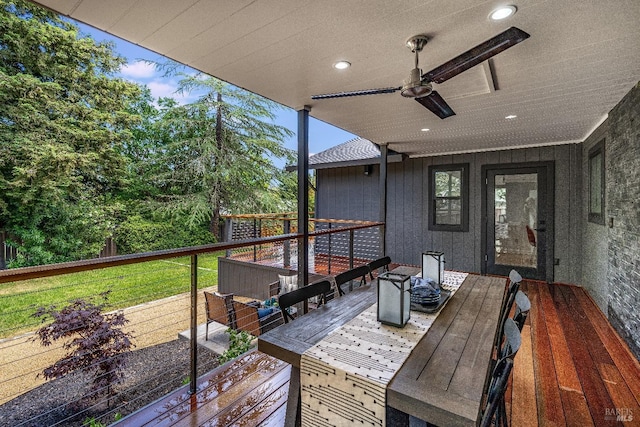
[[117, 279, 640, 426], [510, 281, 640, 427]]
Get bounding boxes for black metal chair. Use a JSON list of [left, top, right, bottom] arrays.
[[481, 318, 522, 427], [513, 290, 531, 331], [278, 280, 332, 323], [494, 269, 522, 354], [367, 256, 391, 281], [334, 265, 370, 296], [480, 358, 514, 427]]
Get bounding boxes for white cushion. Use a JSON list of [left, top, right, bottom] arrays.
[[279, 274, 298, 295]]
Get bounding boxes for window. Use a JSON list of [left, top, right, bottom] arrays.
[[588, 139, 605, 224], [429, 163, 469, 232]]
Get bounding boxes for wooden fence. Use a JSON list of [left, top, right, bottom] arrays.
[[0, 231, 18, 270]]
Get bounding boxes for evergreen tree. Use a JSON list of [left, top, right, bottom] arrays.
[[0, 0, 141, 265], [139, 71, 295, 239]]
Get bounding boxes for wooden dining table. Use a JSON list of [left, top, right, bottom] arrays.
[[257, 267, 506, 427], [257, 271, 381, 426], [387, 273, 506, 426]]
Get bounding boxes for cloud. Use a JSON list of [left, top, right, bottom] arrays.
[[147, 81, 177, 99], [147, 80, 194, 105], [120, 60, 156, 79]]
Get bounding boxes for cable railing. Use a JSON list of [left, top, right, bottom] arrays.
[[222, 215, 383, 275], [0, 219, 383, 426]]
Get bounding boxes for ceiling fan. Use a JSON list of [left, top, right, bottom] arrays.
[[311, 27, 530, 119]]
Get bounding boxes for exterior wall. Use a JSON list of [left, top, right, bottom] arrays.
[[605, 82, 640, 358], [315, 82, 640, 358], [581, 121, 609, 312], [315, 166, 380, 222], [316, 144, 583, 284]]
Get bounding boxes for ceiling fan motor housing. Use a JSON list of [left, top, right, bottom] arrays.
[[401, 68, 433, 98]]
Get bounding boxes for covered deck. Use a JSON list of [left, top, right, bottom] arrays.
[[115, 277, 640, 426]]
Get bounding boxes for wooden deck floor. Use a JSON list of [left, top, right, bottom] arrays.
[[509, 280, 640, 427], [117, 279, 640, 426]]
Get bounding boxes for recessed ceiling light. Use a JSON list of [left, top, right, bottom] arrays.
[[421, 128, 430, 132], [505, 114, 517, 119], [490, 5, 517, 21], [333, 61, 351, 70]]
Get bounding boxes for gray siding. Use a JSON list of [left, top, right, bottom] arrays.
[[315, 165, 379, 221], [581, 121, 609, 312], [316, 144, 583, 284]]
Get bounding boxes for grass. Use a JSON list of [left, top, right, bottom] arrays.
[[0, 252, 224, 339]]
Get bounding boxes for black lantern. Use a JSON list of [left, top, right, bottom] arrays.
[[377, 272, 411, 327]]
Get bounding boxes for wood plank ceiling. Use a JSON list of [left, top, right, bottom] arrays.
[[32, 0, 640, 157]]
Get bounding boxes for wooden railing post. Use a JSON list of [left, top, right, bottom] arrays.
[[253, 219, 257, 262], [0, 231, 6, 270], [190, 254, 198, 396], [283, 219, 291, 268], [349, 229, 355, 270], [224, 219, 233, 257], [327, 223, 332, 274]]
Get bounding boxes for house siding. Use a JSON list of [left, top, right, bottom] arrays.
[[581, 121, 609, 313], [316, 144, 582, 284]]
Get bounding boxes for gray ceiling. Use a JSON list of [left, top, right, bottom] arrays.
[[33, 0, 640, 157]]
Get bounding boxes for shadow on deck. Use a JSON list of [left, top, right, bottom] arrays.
[[115, 279, 640, 426]]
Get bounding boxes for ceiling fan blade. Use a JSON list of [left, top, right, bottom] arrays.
[[423, 27, 530, 84], [415, 91, 455, 119], [311, 86, 401, 99]]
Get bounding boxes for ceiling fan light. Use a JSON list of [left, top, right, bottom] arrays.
[[490, 5, 517, 21]]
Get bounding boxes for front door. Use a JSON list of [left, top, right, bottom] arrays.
[[483, 163, 554, 281]]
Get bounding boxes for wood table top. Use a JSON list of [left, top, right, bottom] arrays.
[[387, 274, 506, 426], [258, 267, 421, 366], [257, 278, 379, 367]]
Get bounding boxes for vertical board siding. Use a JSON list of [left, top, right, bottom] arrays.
[[580, 121, 609, 312], [412, 158, 424, 265], [316, 143, 581, 283], [569, 144, 583, 283], [554, 145, 571, 280]]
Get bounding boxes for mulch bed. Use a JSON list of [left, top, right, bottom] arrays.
[[0, 339, 220, 427]]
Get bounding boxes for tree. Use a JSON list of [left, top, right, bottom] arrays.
[[139, 70, 295, 239], [32, 293, 134, 402], [0, 0, 141, 265]]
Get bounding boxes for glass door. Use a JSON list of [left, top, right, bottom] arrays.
[[484, 164, 552, 280]]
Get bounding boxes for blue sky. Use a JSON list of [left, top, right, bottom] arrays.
[[75, 22, 356, 166]]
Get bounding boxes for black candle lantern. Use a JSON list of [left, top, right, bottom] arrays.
[[377, 272, 411, 327], [422, 251, 445, 285]]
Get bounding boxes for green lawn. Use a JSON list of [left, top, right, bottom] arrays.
[[0, 252, 223, 339]]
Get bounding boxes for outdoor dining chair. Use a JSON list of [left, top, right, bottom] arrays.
[[367, 256, 391, 281], [278, 280, 332, 323], [513, 290, 531, 331], [334, 265, 370, 296], [204, 291, 235, 340], [494, 269, 522, 354], [481, 318, 522, 427]]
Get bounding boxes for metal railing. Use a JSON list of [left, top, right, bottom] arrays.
[[222, 215, 383, 273], [0, 219, 383, 426]]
